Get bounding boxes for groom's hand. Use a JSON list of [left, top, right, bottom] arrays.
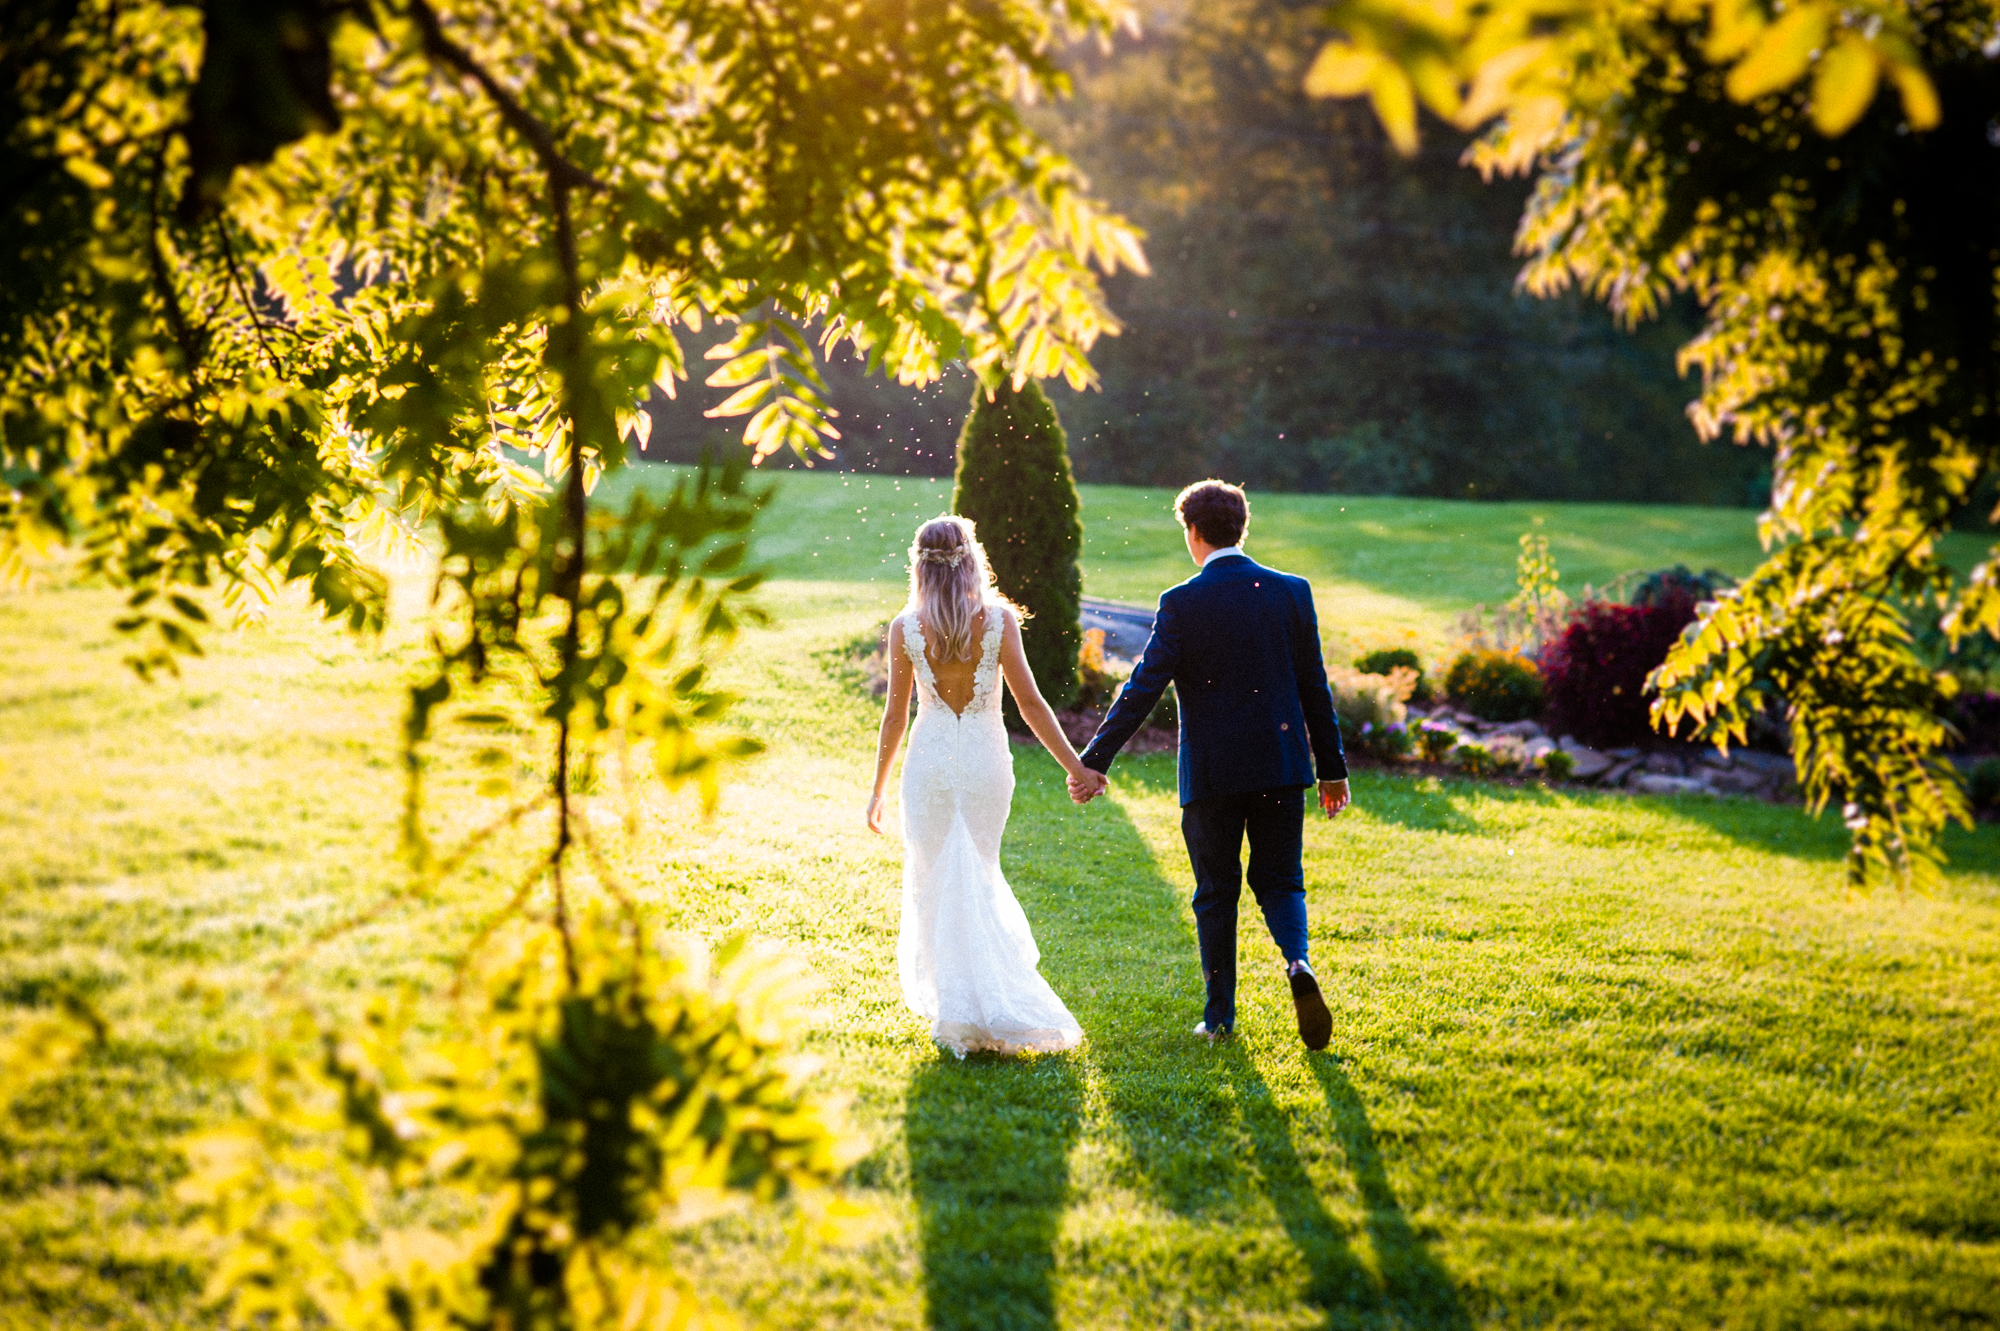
[[1068, 769, 1108, 804], [1318, 779, 1350, 819]]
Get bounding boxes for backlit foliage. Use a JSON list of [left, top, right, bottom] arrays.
[[1312, 0, 2000, 881], [181, 920, 847, 1331], [1, 0, 1145, 670], [1306, 0, 1939, 158], [2, 0, 1144, 1312]]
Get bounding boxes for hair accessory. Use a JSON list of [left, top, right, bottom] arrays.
[[916, 546, 968, 568]]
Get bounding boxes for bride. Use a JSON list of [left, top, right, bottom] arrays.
[[865, 515, 1089, 1057]]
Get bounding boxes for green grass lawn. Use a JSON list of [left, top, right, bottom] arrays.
[[595, 461, 1992, 655], [4, 478, 2000, 1329]]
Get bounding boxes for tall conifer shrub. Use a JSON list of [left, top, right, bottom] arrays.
[[953, 380, 1083, 713]]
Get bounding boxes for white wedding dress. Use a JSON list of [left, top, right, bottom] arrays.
[[896, 606, 1083, 1057]]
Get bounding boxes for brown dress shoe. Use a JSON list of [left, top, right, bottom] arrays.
[[1193, 1021, 1234, 1044], [1287, 962, 1332, 1051]]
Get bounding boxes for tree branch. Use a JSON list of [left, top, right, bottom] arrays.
[[214, 214, 283, 373], [407, 0, 607, 193], [406, 0, 602, 982], [147, 144, 203, 371], [546, 161, 589, 988]]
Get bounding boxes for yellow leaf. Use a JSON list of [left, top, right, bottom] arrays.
[[652, 344, 684, 399], [704, 349, 771, 388], [1496, 94, 1568, 173], [1409, 53, 1464, 120], [62, 155, 112, 189], [1809, 36, 1880, 136], [743, 401, 787, 457], [1726, 3, 1829, 104], [704, 380, 774, 418], [1704, 0, 1765, 63], [1457, 38, 1553, 127], [1370, 66, 1421, 155], [1885, 57, 1941, 130], [1304, 41, 1381, 98]]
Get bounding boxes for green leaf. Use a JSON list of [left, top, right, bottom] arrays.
[[157, 620, 205, 655]]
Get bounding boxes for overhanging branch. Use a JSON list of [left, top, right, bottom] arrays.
[[407, 0, 608, 193]]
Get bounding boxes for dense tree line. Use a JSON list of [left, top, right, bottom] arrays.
[[644, 0, 1770, 506]]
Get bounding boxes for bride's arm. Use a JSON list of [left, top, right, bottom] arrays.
[[996, 608, 1090, 783], [867, 618, 915, 833]]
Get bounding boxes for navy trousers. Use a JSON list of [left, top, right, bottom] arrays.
[[1180, 785, 1310, 1032]]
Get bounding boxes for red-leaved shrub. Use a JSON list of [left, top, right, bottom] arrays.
[[1540, 591, 1699, 747]]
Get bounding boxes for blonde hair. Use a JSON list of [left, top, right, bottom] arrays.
[[906, 515, 1009, 661]]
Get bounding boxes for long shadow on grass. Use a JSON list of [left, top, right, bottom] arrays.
[[1304, 1057, 1469, 1326], [908, 1051, 1083, 1330], [995, 754, 1469, 1329], [1643, 787, 2000, 881]]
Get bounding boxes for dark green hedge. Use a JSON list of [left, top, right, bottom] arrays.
[[953, 380, 1082, 712]]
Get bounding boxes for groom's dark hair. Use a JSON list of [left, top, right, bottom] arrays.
[[1175, 479, 1248, 548]]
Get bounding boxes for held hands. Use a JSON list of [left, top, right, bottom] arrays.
[[1318, 778, 1351, 819], [1067, 767, 1108, 805], [1066, 771, 1335, 812]]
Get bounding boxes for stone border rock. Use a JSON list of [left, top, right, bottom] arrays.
[[1402, 704, 1802, 803]]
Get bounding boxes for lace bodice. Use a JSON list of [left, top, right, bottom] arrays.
[[901, 607, 1005, 721]]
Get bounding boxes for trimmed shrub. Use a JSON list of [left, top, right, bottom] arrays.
[[953, 380, 1083, 713], [1538, 749, 1577, 781], [1354, 647, 1433, 703], [1540, 587, 1701, 748], [1443, 649, 1544, 722]]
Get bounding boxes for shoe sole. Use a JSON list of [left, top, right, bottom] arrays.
[[1290, 970, 1332, 1051]]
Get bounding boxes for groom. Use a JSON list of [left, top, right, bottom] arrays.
[[1069, 480, 1349, 1050]]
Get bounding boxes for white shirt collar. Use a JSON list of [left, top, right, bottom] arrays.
[[1201, 545, 1246, 567]]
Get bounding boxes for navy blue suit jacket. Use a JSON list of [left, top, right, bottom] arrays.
[[1080, 553, 1346, 806]]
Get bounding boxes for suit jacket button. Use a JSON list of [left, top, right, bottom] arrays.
[[1280, 723, 1290, 731]]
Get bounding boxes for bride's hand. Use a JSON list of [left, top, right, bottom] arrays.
[[866, 793, 886, 834], [1067, 768, 1107, 804]]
